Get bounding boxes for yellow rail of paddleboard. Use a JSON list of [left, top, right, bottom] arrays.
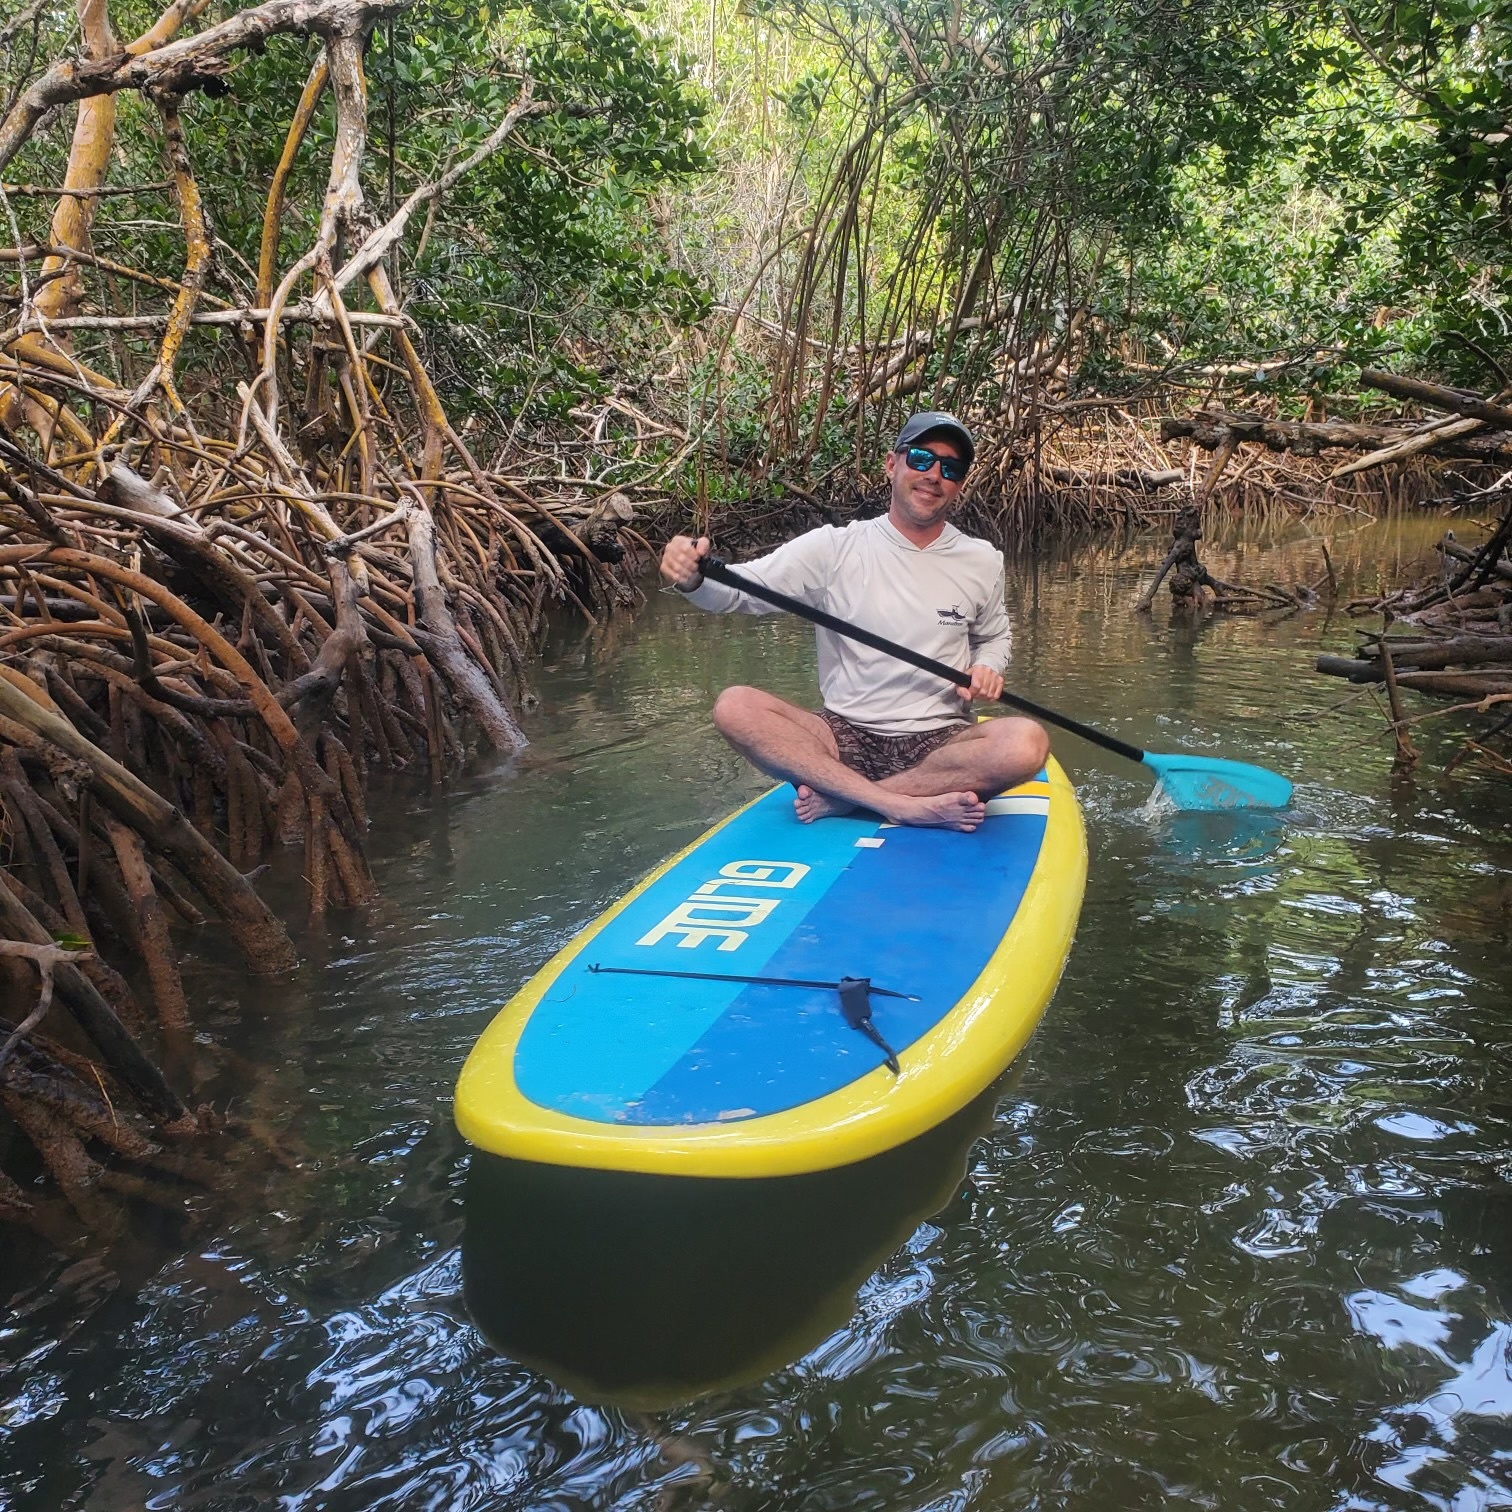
[[455, 756, 1087, 1177]]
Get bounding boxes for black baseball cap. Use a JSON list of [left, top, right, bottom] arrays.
[[893, 411, 975, 471]]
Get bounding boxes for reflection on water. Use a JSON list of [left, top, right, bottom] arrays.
[[3, 514, 1511, 1510], [463, 1087, 1001, 1408], [1143, 804, 1292, 868]]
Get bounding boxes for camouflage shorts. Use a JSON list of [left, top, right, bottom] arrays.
[[817, 709, 968, 783]]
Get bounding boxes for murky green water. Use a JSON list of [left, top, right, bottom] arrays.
[[4, 515, 1511, 1510]]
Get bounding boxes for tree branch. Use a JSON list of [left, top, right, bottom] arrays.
[[0, 0, 410, 177]]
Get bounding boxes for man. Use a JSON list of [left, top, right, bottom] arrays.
[[659, 411, 1049, 832]]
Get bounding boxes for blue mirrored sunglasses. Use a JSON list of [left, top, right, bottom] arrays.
[[900, 445, 968, 483]]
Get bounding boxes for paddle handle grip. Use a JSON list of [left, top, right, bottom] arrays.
[[700, 557, 1148, 765]]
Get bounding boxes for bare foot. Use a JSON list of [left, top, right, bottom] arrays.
[[878, 790, 986, 831], [793, 784, 857, 823]]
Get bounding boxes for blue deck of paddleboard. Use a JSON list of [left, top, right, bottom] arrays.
[[515, 783, 1048, 1125]]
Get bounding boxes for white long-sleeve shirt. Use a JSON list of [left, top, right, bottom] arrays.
[[679, 515, 1012, 734]]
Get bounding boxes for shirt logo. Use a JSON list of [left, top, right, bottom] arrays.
[[937, 604, 967, 624]]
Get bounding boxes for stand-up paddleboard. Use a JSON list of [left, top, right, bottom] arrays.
[[462, 1082, 1009, 1407], [454, 756, 1086, 1177]]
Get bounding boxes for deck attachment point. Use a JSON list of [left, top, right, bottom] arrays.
[[837, 976, 901, 1076]]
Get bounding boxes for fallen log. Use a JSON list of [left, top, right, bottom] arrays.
[[1162, 411, 1397, 455], [1440, 540, 1512, 584], [1351, 635, 1512, 670], [1161, 409, 1512, 464], [1315, 655, 1512, 698], [1359, 370, 1512, 430], [1331, 415, 1486, 481]]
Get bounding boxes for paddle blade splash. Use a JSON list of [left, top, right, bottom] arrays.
[[1140, 752, 1293, 811]]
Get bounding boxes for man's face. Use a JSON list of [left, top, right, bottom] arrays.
[[885, 436, 966, 537]]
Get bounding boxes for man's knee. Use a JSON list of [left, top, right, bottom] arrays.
[[1012, 717, 1050, 770], [989, 716, 1049, 773], [712, 685, 765, 736]]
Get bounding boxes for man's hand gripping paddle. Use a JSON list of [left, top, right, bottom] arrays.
[[699, 557, 1292, 812]]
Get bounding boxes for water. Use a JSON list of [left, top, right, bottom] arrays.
[[4, 515, 1511, 1510]]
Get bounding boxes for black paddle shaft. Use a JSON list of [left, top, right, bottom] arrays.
[[699, 556, 1147, 765]]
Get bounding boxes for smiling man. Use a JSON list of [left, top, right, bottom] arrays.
[[659, 411, 1049, 832]]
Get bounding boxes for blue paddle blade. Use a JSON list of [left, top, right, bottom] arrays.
[[1140, 752, 1293, 811]]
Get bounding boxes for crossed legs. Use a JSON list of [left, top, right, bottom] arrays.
[[711, 685, 1050, 832]]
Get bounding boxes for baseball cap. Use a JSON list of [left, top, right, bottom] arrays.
[[893, 411, 975, 471]]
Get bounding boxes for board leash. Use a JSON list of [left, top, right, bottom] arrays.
[[587, 964, 905, 1075]]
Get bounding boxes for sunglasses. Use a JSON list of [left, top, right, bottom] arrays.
[[899, 445, 968, 483]]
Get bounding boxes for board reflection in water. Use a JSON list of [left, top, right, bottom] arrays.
[[462, 1082, 1007, 1407]]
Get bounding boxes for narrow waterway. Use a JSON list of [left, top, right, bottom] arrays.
[[4, 515, 1511, 1511]]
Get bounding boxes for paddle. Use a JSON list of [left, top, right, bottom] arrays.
[[698, 556, 1293, 812]]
